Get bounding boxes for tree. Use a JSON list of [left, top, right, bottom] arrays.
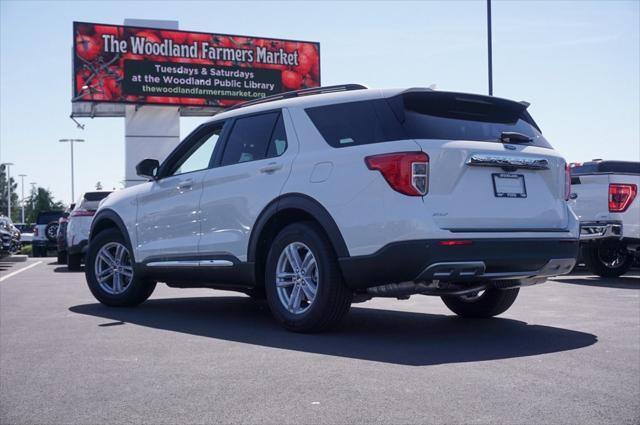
[[0, 164, 19, 221], [23, 187, 66, 224]]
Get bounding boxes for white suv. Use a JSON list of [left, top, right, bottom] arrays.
[[66, 190, 113, 270], [85, 85, 579, 332]]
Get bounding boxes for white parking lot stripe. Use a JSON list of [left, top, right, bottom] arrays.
[[0, 261, 42, 282]]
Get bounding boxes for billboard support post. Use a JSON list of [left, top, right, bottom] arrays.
[[123, 19, 180, 187]]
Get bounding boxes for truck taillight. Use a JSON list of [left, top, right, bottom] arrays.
[[70, 209, 96, 217], [33, 227, 38, 237], [365, 152, 429, 196], [565, 163, 571, 201], [609, 184, 637, 212]]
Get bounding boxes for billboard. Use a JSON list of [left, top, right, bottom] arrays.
[[72, 22, 321, 108]]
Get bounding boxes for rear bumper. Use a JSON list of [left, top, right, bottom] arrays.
[[67, 240, 88, 256], [579, 221, 623, 241], [32, 240, 57, 249], [338, 238, 579, 290]]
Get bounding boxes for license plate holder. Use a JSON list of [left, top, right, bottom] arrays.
[[492, 173, 527, 198]]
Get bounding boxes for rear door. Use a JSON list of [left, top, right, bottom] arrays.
[[136, 122, 224, 262], [198, 109, 295, 260], [397, 91, 570, 231]]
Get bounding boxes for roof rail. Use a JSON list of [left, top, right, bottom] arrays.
[[227, 84, 368, 111]]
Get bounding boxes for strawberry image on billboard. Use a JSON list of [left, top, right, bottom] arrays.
[[72, 22, 321, 107]]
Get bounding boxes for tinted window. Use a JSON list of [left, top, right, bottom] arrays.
[[221, 112, 279, 166], [266, 114, 288, 158], [170, 125, 222, 176], [571, 161, 640, 176], [399, 92, 551, 148], [306, 100, 406, 147], [306, 92, 551, 149], [37, 212, 64, 225], [83, 192, 111, 202]]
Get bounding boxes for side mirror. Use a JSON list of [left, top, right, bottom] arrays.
[[136, 159, 160, 180]]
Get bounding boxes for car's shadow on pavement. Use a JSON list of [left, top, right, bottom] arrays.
[[70, 296, 597, 366]]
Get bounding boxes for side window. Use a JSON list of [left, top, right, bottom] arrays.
[[305, 100, 406, 148], [266, 114, 288, 158], [220, 112, 279, 166], [170, 125, 222, 176]]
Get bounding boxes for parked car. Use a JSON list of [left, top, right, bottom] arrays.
[[84, 85, 579, 332], [56, 213, 70, 264], [32, 211, 65, 257], [67, 192, 111, 270], [0, 227, 12, 258], [569, 160, 639, 277], [0, 216, 21, 255], [13, 223, 34, 244]]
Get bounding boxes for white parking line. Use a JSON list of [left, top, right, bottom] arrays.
[[0, 261, 42, 282]]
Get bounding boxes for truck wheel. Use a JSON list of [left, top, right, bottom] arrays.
[[441, 287, 519, 318], [57, 251, 67, 264], [583, 242, 633, 278], [85, 228, 156, 307], [32, 246, 40, 257], [67, 253, 82, 271], [264, 222, 352, 332]]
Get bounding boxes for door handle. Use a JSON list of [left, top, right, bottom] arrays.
[[177, 179, 193, 191], [259, 162, 283, 174]]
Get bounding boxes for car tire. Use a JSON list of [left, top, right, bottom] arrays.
[[85, 228, 156, 307], [67, 253, 82, 271], [441, 286, 519, 318], [583, 242, 634, 278], [32, 246, 40, 257], [57, 251, 67, 264], [264, 222, 352, 332]]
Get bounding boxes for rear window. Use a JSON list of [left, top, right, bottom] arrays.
[[36, 211, 64, 224], [83, 191, 112, 202], [78, 191, 112, 211], [305, 91, 551, 149], [571, 161, 640, 176]]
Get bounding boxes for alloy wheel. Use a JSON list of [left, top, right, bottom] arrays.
[[94, 242, 134, 295], [275, 242, 319, 315]]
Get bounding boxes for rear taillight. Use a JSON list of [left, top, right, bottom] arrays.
[[365, 152, 429, 196], [70, 209, 96, 217], [564, 163, 571, 201], [33, 228, 38, 237], [609, 184, 637, 212]]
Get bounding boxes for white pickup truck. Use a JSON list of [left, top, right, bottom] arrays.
[[569, 160, 640, 277]]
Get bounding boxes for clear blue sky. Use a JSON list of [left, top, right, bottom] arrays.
[[1, 0, 639, 205]]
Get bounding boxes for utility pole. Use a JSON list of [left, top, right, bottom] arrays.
[[487, 0, 493, 96], [1, 162, 14, 219], [59, 139, 85, 202], [18, 174, 26, 223]]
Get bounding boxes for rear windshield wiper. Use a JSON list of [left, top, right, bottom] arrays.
[[498, 132, 532, 144]]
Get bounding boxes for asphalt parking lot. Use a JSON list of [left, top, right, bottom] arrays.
[[0, 259, 638, 425]]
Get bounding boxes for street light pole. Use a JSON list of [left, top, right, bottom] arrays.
[[18, 174, 26, 223], [487, 0, 493, 96], [59, 139, 85, 203], [29, 182, 36, 213], [1, 162, 14, 219]]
